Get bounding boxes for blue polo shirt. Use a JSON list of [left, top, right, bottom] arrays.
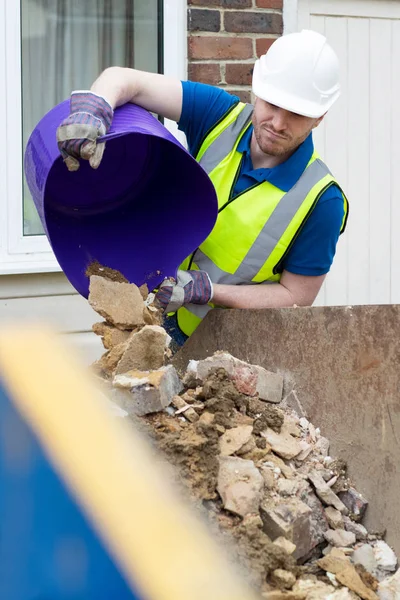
[[178, 81, 346, 276]]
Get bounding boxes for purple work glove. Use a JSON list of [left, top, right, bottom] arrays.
[[56, 91, 114, 172], [155, 270, 213, 313]]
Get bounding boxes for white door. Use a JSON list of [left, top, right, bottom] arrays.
[[288, 0, 400, 306]]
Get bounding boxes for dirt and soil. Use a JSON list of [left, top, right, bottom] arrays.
[[143, 367, 300, 592]]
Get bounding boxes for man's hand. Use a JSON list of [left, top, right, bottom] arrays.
[[155, 270, 213, 313], [56, 91, 114, 172]]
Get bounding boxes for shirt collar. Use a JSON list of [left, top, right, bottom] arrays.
[[237, 125, 314, 192]]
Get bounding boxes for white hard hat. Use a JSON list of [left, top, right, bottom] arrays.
[[252, 30, 340, 118]]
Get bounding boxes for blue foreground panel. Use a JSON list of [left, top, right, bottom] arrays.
[[0, 379, 141, 600]]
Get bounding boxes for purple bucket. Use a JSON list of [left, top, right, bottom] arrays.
[[24, 101, 218, 297]]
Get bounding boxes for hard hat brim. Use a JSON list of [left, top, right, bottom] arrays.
[[252, 77, 340, 119]]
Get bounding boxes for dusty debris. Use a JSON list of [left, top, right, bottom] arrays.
[[85, 260, 129, 283], [88, 274, 399, 598], [186, 352, 284, 403]]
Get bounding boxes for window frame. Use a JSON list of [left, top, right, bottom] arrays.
[[0, 0, 187, 275]]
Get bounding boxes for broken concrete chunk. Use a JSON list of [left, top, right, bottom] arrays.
[[325, 507, 345, 530], [261, 428, 303, 460], [327, 588, 362, 599], [270, 569, 296, 590], [219, 425, 253, 456], [260, 466, 276, 490], [236, 435, 257, 456], [260, 497, 313, 561], [113, 365, 183, 416], [186, 352, 283, 402], [263, 453, 294, 478], [308, 471, 349, 514], [272, 536, 297, 555], [324, 528, 356, 548], [338, 487, 368, 521], [89, 275, 145, 329], [293, 578, 336, 598], [343, 516, 368, 541], [377, 568, 400, 600], [318, 554, 379, 600], [300, 484, 330, 550], [93, 321, 132, 349], [217, 456, 264, 517], [353, 544, 378, 575], [373, 541, 398, 574], [92, 340, 129, 377], [276, 478, 300, 497], [295, 440, 313, 461], [314, 436, 330, 457], [115, 325, 169, 374]]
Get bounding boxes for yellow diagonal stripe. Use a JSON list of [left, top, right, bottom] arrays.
[[0, 326, 258, 600]]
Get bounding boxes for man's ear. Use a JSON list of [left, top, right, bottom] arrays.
[[313, 113, 327, 129]]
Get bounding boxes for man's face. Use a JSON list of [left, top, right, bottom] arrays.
[[252, 97, 324, 157]]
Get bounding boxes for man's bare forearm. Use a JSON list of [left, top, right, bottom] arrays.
[[90, 67, 182, 122], [212, 271, 326, 309], [212, 282, 295, 309]]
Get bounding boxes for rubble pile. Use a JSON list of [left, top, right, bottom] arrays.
[[89, 273, 400, 599]]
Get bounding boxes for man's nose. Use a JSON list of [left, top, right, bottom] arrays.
[[271, 108, 288, 131]]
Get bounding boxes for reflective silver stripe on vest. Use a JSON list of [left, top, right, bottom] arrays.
[[198, 104, 254, 174], [194, 158, 332, 285]]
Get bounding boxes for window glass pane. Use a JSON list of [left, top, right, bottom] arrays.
[[22, 0, 161, 236]]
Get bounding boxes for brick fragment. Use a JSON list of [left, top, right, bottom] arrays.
[[225, 63, 253, 86], [188, 8, 220, 32], [189, 36, 253, 60], [338, 487, 368, 521], [188, 63, 221, 85], [224, 11, 283, 34]]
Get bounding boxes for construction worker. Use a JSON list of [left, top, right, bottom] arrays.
[[56, 30, 348, 346]]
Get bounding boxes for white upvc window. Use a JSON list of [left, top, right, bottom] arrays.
[[0, 0, 186, 275]]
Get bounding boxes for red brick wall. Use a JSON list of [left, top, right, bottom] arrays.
[[187, 0, 283, 103]]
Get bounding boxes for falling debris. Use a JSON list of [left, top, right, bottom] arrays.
[[89, 274, 399, 598]]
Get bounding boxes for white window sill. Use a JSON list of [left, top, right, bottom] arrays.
[[0, 259, 62, 276]]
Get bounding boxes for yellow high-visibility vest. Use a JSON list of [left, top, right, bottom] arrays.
[[177, 102, 348, 336]]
